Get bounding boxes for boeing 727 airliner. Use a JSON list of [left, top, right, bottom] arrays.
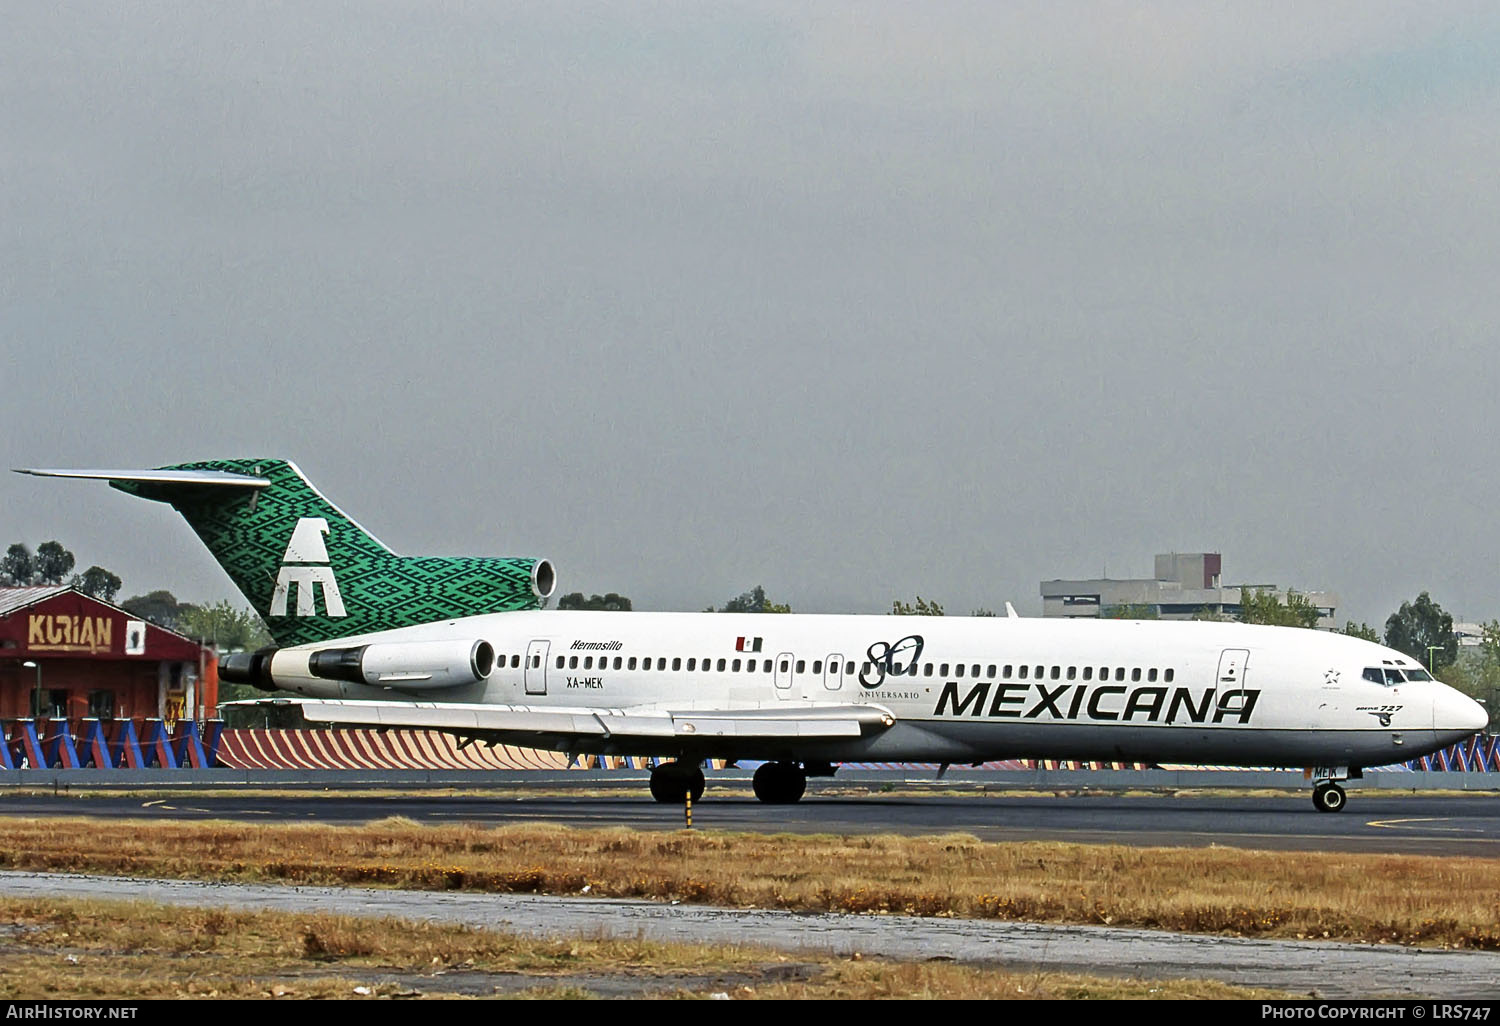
[[17, 460, 1486, 811]]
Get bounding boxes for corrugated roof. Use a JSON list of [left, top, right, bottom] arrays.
[[0, 586, 70, 616]]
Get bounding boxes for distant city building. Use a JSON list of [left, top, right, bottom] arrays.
[[1453, 622, 1493, 648], [1040, 553, 1339, 629]]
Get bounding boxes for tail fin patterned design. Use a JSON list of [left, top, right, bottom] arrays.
[[113, 459, 546, 647]]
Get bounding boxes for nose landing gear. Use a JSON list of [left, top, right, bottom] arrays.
[[1308, 765, 1358, 812], [1312, 781, 1347, 813]]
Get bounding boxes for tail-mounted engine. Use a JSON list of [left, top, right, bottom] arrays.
[[221, 639, 495, 691]]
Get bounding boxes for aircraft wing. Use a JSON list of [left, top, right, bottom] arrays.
[[221, 698, 896, 744]]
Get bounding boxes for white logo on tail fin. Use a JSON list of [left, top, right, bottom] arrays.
[[271, 517, 347, 618]]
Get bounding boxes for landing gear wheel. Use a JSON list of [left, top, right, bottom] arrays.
[[752, 761, 807, 804], [649, 761, 705, 804], [1312, 782, 1347, 813]]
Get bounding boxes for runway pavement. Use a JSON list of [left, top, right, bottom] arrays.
[[4, 788, 1500, 855]]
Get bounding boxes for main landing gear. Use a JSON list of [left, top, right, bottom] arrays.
[[752, 761, 807, 804], [648, 761, 705, 804], [1309, 765, 1359, 813]]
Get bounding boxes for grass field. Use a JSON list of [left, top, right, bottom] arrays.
[[1, 816, 1497, 949], [0, 896, 1293, 999]]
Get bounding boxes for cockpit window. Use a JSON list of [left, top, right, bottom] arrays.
[[1362, 668, 1385, 685], [1384, 668, 1406, 685], [1405, 668, 1434, 681], [1364, 667, 1407, 686]]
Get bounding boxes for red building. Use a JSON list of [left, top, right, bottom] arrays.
[[0, 587, 217, 725]]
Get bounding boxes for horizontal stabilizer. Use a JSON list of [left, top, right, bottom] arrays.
[[14, 468, 270, 488]]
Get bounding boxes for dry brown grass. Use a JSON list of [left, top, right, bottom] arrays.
[[0, 817, 1497, 949], [0, 896, 1289, 1000]]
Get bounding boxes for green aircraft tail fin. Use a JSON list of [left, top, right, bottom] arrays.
[[17, 459, 553, 646]]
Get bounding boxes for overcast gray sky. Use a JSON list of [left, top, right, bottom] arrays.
[[3, 2, 1498, 628]]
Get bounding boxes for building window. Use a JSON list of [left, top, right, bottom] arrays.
[[88, 690, 115, 720]]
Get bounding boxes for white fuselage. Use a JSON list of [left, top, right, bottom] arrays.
[[264, 611, 1487, 768]]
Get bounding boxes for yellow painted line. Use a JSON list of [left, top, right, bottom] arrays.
[[1367, 817, 1481, 833], [141, 800, 164, 808]]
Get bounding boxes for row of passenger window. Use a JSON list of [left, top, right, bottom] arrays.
[[492, 652, 1175, 683]]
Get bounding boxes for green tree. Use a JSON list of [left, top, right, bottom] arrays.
[[1102, 603, 1158, 620], [71, 566, 123, 602], [178, 601, 272, 651], [892, 596, 944, 616], [970, 608, 997, 617], [1340, 621, 1380, 642], [33, 541, 75, 585], [709, 586, 791, 613], [1, 544, 34, 585], [1434, 623, 1500, 729], [1239, 589, 1321, 629], [557, 592, 633, 611], [121, 590, 196, 633], [1384, 592, 1457, 671]]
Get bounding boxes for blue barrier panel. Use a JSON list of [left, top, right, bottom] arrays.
[[111, 720, 145, 768], [141, 720, 178, 769], [43, 720, 80, 769], [0, 723, 14, 770], [78, 719, 113, 769], [172, 721, 208, 768], [203, 720, 224, 768], [1410, 736, 1498, 772], [9, 721, 44, 769]]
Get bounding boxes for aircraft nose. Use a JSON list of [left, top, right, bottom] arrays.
[[1433, 688, 1489, 736]]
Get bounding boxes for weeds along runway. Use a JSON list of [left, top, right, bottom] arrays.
[[1, 869, 1498, 999], [4, 789, 1500, 855]]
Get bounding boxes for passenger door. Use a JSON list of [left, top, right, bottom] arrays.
[[774, 652, 794, 700], [1216, 648, 1249, 719], [525, 639, 550, 696], [823, 653, 844, 691]]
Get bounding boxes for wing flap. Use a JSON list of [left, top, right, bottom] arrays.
[[222, 699, 892, 742]]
